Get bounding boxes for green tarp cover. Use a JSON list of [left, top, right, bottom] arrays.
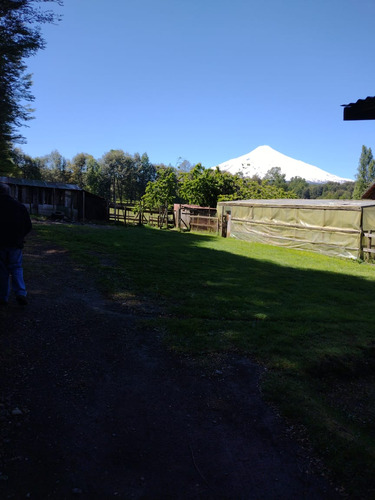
[[217, 199, 375, 259]]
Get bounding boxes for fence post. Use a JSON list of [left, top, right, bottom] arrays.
[[226, 212, 231, 237], [221, 211, 231, 237]]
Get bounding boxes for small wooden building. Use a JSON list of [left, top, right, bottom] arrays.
[[217, 198, 375, 259], [0, 177, 108, 222]]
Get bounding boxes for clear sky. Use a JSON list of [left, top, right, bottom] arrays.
[[20, 0, 375, 180]]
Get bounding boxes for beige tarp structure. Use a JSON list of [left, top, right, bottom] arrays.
[[217, 199, 375, 259]]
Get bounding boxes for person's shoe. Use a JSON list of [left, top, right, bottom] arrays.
[[16, 295, 28, 306]]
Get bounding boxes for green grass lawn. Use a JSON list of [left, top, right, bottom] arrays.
[[35, 223, 375, 497]]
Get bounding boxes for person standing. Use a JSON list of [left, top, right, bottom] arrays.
[[0, 183, 32, 306]]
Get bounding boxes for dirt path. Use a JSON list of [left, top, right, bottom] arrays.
[[0, 231, 341, 499]]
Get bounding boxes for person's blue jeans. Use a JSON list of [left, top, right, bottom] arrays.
[[0, 248, 27, 303]]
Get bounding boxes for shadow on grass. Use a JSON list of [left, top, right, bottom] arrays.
[[35, 223, 375, 497], [35, 224, 375, 374]]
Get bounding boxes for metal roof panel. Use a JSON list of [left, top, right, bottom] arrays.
[[218, 199, 375, 209], [0, 177, 82, 190]]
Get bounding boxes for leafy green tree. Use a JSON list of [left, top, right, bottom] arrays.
[[214, 169, 239, 201], [264, 167, 288, 191], [218, 177, 295, 202], [0, 0, 62, 170], [333, 181, 355, 199], [142, 166, 178, 210], [86, 157, 109, 197], [353, 145, 375, 199], [122, 154, 138, 201], [292, 181, 355, 200], [309, 184, 324, 199], [101, 150, 133, 203], [288, 176, 309, 198], [69, 153, 93, 188], [179, 165, 239, 207], [318, 181, 354, 200], [179, 164, 217, 207], [0, 145, 20, 176], [134, 152, 156, 199], [178, 164, 294, 205], [12, 148, 43, 179], [40, 150, 69, 182]]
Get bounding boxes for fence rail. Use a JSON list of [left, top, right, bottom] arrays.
[[363, 231, 375, 258], [109, 204, 174, 228], [190, 214, 219, 233], [110, 203, 220, 233]]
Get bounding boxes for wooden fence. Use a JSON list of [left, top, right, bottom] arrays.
[[109, 203, 220, 233], [363, 230, 375, 260], [109, 204, 174, 228], [190, 214, 219, 233]]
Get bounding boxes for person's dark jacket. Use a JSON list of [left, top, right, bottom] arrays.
[[0, 193, 32, 249]]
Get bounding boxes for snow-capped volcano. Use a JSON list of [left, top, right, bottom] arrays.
[[214, 146, 353, 184]]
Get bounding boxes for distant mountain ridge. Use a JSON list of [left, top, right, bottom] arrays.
[[214, 146, 353, 184]]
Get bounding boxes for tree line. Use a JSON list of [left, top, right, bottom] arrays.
[[3, 147, 362, 209], [11, 143, 375, 210]]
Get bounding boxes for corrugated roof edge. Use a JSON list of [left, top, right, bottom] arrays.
[[342, 96, 375, 108], [362, 183, 375, 200], [217, 199, 375, 209], [0, 176, 82, 190]]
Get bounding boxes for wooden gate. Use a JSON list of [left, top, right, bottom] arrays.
[[175, 204, 219, 233]]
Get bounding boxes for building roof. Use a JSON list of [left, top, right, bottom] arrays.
[[362, 183, 375, 200], [218, 199, 375, 210], [0, 176, 82, 190], [342, 96, 375, 121]]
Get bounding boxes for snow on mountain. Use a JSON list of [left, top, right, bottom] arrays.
[[214, 145, 353, 184]]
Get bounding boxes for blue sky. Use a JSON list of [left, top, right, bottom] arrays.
[[20, 0, 375, 180]]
